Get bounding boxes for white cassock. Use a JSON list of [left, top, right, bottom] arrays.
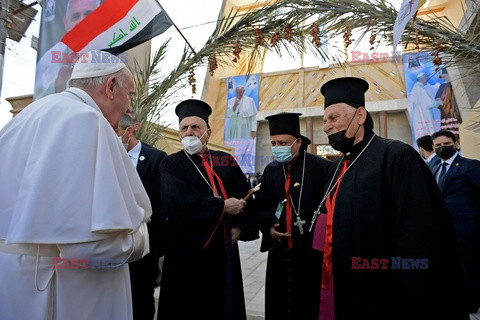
[[409, 82, 440, 137], [0, 87, 151, 320], [225, 95, 257, 140]]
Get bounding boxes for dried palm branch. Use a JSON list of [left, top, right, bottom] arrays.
[[133, 0, 479, 142]]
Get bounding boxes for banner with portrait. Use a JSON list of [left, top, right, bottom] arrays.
[[402, 51, 462, 148], [224, 74, 259, 174]]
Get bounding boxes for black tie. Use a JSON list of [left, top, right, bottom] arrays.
[[438, 162, 448, 191]]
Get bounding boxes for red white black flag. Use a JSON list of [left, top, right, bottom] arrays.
[[35, 0, 172, 99]]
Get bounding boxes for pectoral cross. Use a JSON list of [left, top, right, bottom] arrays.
[[293, 216, 306, 235]]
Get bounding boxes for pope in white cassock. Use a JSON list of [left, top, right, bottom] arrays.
[[0, 50, 151, 320], [225, 85, 257, 140], [409, 72, 441, 138]]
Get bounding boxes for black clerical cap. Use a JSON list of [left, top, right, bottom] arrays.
[[320, 77, 374, 131], [321, 77, 369, 109], [265, 112, 311, 145], [175, 99, 212, 127]]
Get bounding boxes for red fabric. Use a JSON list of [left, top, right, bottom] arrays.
[[284, 170, 293, 250], [322, 160, 349, 288], [201, 155, 228, 249], [61, 0, 138, 52], [319, 276, 335, 320]]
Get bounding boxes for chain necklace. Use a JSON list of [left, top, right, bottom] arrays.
[[66, 89, 88, 104], [308, 133, 376, 232], [184, 150, 220, 198], [282, 150, 306, 218]]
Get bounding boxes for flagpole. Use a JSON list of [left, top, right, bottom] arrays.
[[0, 0, 10, 98], [157, 2, 196, 55]]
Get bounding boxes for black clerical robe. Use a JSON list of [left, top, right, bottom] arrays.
[[256, 151, 331, 320], [157, 149, 257, 320], [312, 131, 470, 320]]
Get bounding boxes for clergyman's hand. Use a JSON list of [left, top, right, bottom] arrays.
[[224, 198, 246, 216], [270, 223, 290, 241], [231, 227, 242, 247]]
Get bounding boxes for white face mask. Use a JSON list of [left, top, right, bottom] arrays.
[[181, 130, 207, 155], [118, 129, 129, 150]]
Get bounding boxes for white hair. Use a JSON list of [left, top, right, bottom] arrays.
[[68, 67, 128, 90]]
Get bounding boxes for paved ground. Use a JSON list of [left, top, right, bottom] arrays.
[[155, 237, 480, 319], [238, 238, 267, 319]]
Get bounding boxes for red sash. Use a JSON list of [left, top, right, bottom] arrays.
[[322, 160, 349, 288], [201, 155, 228, 249], [284, 170, 293, 250]]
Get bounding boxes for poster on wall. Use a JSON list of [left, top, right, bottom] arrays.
[[402, 51, 462, 148], [224, 74, 259, 174]]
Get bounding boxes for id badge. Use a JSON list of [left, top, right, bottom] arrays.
[[275, 199, 286, 219]]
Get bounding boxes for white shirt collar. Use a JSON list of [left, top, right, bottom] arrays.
[[426, 153, 437, 163], [128, 141, 142, 160]]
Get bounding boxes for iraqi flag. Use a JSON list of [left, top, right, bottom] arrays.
[[34, 0, 172, 99], [61, 0, 172, 54]]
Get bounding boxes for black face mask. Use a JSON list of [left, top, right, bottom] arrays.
[[328, 110, 359, 153], [435, 145, 456, 160]]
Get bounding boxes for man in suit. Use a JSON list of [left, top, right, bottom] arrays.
[[416, 134, 440, 172], [432, 129, 480, 313], [116, 113, 167, 320]]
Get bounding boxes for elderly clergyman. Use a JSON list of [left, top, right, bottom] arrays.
[[0, 50, 151, 320], [157, 99, 258, 320], [310, 76, 470, 320]]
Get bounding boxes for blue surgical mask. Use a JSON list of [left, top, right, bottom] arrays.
[[272, 139, 299, 163]]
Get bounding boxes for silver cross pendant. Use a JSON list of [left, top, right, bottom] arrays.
[[293, 216, 306, 235]]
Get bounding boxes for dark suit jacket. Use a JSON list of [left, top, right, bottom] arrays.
[[136, 142, 167, 258], [434, 155, 480, 245], [427, 154, 441, 173], [434, 155, 480, 311], [129, 142, 166, 319]]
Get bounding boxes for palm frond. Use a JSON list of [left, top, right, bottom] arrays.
[[133, 0, 479, 142]]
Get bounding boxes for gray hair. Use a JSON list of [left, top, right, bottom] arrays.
[[119, 114, 137, 133], [129, 110, 139, 123], [68, 67, 128, 90]]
